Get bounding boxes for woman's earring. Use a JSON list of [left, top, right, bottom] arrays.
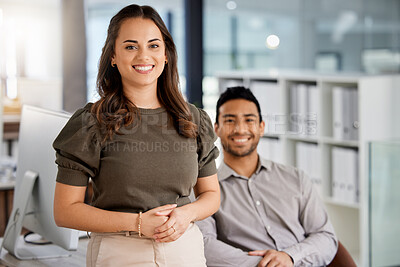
[[111, 62, 116, 67], [165, 60, 168, 65]]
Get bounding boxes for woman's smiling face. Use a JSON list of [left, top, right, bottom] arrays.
[[112, 17, 167, 92]]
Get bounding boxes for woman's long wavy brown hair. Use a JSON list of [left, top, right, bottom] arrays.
[[92, 4, 197, 142]]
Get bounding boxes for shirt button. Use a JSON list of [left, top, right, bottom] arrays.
[[267, 225, 271, 230], [249, 179, 252, 183], [256, 201, 261, 206]]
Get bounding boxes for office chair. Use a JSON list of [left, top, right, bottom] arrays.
[[327, 241, 357, 267]]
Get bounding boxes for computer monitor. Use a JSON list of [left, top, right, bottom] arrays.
[[1, 105, 79, 260]]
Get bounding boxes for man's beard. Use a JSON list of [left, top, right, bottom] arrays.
[[222, 142, 258, 157]]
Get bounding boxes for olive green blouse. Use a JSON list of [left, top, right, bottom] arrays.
[[53, 103, 219, 213]]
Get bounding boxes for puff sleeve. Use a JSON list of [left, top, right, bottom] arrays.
[[52, 104, 102, 186], [196, 107, 219, 178]]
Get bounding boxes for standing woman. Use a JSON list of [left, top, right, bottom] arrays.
[[53, 4, 220, 267]]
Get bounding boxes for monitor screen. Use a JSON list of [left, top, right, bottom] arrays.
[[2, 105, 79, 260]]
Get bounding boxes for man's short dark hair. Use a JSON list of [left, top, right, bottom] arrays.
[[216, 86, 262, 124]]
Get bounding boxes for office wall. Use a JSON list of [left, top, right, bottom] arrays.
[[0, 0, 62, 111], [1, 0, 399, 107], [203, 0, 400, 74], [0, 1, 62, 79]]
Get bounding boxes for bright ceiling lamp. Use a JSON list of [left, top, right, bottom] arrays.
[[226, 1, 237, 10], [266, 34, 280, 50]]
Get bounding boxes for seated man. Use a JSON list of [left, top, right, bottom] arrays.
[[197, 87, 338, 267]]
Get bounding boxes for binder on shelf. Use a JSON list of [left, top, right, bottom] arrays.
[[331, 147, 339, 200], [344, 148, 359, 204], [258, 138, 271, 161], [331, 146, 359, 204], [289, 83, 319, 137], [332, 146, 345, 201], [258, 137, 283, 164], [295, 142, 322, 197], [332, 86, 359, 141], [273, 140, 283, 164], [343, 89, 352, 140], [311, 143, 322, 196], [257, 137, 283, 163], [350, 89, 359, 141], [295, 142, 307, 173], [297, 84, 308, 136], [289, 84, 299, 134], [332, 87, 345, 140], [307, 85, 319, 136], [250, 81, 281, 135]]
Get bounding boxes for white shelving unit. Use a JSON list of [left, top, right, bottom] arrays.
[[216, 69, 400, 267]]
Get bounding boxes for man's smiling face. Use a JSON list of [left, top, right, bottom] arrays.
[[215, 99, 265, 158]]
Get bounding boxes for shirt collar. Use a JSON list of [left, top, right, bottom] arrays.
[[218, 154, 273, 182]]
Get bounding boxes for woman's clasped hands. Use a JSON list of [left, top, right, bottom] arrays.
[[140, 203, 194, 242], [140, 204, 176, 238], [140, 204, 193, 242]]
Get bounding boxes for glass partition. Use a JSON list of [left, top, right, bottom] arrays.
[[369, 141, 400, 267]]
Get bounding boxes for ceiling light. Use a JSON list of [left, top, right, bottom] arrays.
[[226, 1, 237, 10], [266, 35, 280, 49]]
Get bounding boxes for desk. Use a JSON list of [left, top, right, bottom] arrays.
[[0, 236, 88, 267], [0, 182, 15, 237], [0, 182, 14, 191]]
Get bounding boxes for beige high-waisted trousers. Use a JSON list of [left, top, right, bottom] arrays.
[[86, 223, 206, 267]]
